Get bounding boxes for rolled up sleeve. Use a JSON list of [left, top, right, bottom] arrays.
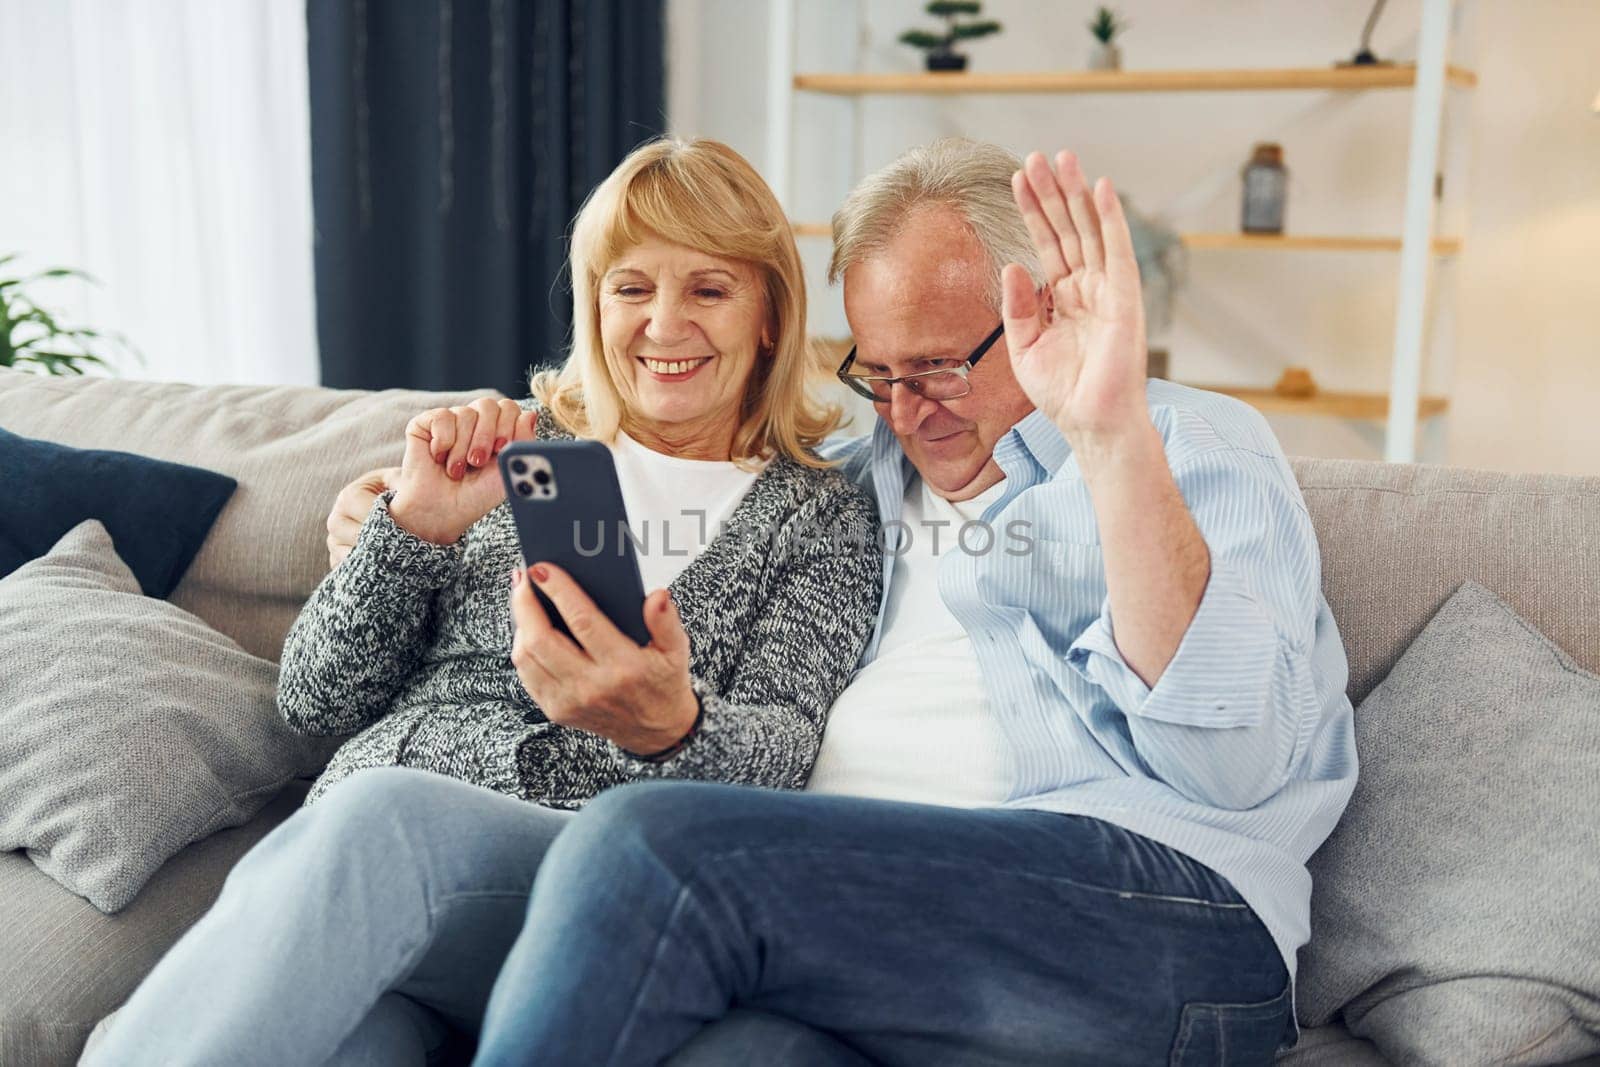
[[1067, 562, 1278, 730], [1064, 449, 1328, 810]]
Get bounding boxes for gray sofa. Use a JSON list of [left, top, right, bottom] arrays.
[[2, 366, 1597, 1066]]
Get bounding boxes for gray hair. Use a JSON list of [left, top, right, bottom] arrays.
[[827, 137, 1043, 310]]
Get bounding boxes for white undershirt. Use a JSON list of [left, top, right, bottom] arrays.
[[806, 476, 1013, 808], [607, 432, 761, 592]]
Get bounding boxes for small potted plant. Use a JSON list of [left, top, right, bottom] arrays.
[[1, 254, 137, 376], [899, 1, 1002, 73], [1087, 6, 1128, 71]]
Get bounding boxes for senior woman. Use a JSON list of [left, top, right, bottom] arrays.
[[84, 138, 881, 1067]]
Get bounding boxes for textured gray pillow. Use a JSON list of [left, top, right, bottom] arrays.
[[0, 521, 335, 913], [1299, 581, 1600, 1065]]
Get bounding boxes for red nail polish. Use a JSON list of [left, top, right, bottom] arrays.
[[469, 450, 484, 467], [493, 437, 508, 453], [450, 462, 464, 479], [531, 564, 549, 583]]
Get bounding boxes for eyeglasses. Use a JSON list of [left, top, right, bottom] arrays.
[[836, 323, 1005, 403]]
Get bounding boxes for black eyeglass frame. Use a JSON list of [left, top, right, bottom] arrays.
[[835, 323, 1006, 402]]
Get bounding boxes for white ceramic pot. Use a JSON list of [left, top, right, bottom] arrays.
[[1087, 42, 1122, 71]]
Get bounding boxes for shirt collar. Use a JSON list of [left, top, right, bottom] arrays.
[[1009, 408, 1072, 473], [868, 417, 915, 513], [866, 407, 1071, 495]]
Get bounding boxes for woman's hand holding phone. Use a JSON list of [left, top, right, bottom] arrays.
[[389, 398, 537, 546], [508, 563, 700, 757]]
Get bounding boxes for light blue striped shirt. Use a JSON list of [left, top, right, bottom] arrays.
[[826, 379, 1358, 1022]]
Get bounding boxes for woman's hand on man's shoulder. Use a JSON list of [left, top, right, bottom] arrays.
[[327, 466, 399, 569], [324, 398, 539, 568]]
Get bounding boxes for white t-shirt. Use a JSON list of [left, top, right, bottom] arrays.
[[806, 477, 1013, 808], [608, 432, 761, 592]]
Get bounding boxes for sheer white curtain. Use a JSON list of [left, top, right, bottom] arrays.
[[0, 0, 317, 385]]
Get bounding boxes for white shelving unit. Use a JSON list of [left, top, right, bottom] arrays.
[[764, 0, 1476, 463]]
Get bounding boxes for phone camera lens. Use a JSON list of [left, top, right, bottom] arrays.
[[533, 469, 551, 485], [510, 458, 528, 475], [514, 481, 534, 498]]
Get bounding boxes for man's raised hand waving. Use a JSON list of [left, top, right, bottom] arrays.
[[1002, 150, 1152, 447]]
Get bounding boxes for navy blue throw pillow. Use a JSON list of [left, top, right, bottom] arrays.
[[0, 426, 237, 598]]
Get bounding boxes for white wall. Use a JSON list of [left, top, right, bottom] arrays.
[[668, 0, 1600, 475], [1445, 0, 1600, 476]]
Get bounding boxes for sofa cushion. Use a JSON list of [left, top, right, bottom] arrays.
[[0, 426, 237, 597], [0, 782, 307, 1067], [0, 366, 493, 661], [1290, 458, 1600, 705], [1271, 1024, 1388, 1065], [1298, 581, 1600, 1064], [0, 521, 335, 913]]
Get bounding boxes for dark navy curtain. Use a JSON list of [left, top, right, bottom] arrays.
[[307, 0, 665, 396]]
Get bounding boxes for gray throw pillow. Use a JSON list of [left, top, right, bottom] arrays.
[[1298, 581, 1600, 1065], [0, 521, 335, 913]]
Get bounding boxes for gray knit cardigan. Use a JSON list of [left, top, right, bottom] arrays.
[[280, 408, 882, 808]]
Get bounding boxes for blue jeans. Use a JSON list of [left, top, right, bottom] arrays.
[[83, 767, 572, 1066], [473, 781, 1294, 1067]]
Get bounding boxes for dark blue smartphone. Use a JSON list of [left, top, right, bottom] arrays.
[[498, 440, 650, 647]]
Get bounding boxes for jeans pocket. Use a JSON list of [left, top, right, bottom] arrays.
[[1168, 982, 1292, 1066]]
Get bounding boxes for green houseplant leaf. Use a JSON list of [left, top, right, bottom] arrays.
[[951, 20, 1002, 40], [898, 29, 947, 50], [1089, 7, 1127, 44], [902, 0, 1002, 60], [0, 253, 137, 376]]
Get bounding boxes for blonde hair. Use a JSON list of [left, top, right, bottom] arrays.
[[532, 137, 839, 468], [827, 137, 1043, 309]]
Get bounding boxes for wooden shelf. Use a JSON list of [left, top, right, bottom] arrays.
[[793, 65, 1478, 96], [1182, 384, 1450, 420], [794, 225, 1463, 255], [1182, 233, 1463, 255], [782, 1, 1469, 461]]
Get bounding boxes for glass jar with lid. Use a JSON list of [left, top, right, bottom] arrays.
[[1242, 143, 1288, 235]]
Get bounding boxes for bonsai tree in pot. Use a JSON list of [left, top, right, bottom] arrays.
[[1087, 6, 1129, 71], [899, 1, 1002, 72], [0, 254, 136, 376]]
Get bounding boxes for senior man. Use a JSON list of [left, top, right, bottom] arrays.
[[454, 139, 1358, 1066]]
